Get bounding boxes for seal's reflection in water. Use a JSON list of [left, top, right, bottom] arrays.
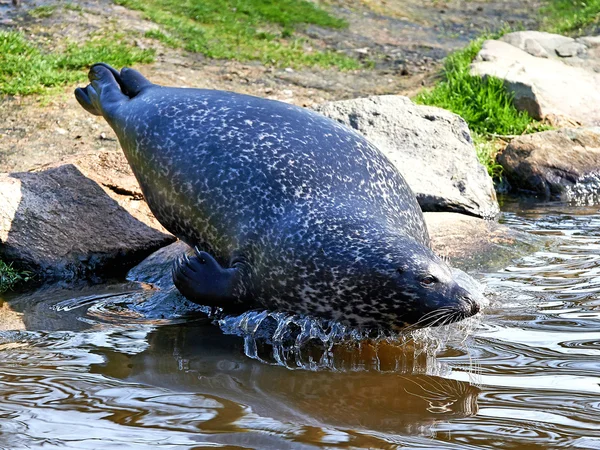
[[90, 321, 480, 436]]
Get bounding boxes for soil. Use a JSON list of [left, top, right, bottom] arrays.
[[0, 0, 541, 173]]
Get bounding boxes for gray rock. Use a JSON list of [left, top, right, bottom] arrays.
[[471, 37, 600, 125], [555, 42, 587, 57], [500, 31, 574, 56], [577, 36, 600, 48], [0, 155, 175, 280], [524, 38, 549, 58], [314, 96, 499, 218], [497, 127, 600, 201]]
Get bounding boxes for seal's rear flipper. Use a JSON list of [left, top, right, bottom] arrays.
[[172, 247, 245, 309], [119, 67, 153, 98], [75, 63, 128, 118], [74, 63, 153, 117]]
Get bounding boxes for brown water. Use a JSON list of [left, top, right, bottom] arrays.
[[1, 199, 600, 449]]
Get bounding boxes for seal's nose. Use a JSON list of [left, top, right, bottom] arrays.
[[465, 297, 480, 316]]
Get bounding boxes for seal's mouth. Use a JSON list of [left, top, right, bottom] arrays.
[[412, 296, 481, 329]]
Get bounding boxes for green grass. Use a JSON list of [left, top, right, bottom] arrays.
[[29, 5, 57, 18], [115, 0, 363, 69], [0, 260, 30, 294], [0, 31, 155, 95], [415, 36, 550, 178], [541, 0, 600, 34]]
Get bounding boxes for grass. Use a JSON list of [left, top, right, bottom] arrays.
[[114, 0, 364, 69], [0, 31, 155, 95], [29, 5, 57, 18], [415, 36, 550, 179], [541, 0, 600, 34], [0, 260, 30, 294]]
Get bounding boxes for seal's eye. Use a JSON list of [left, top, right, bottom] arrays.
[[420, 275, 437, 287]]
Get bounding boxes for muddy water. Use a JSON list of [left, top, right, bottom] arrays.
[[1, 199, 600, 449]]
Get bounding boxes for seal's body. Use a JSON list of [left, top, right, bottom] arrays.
[[76, 64, 481, 330]]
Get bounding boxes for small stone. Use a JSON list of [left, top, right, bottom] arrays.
[[282, 89, 293, 97], [284, 67, 294, 73], [100, 132, 107, 140], [556, 42, 587, 57], [55, 127, 67, 135]]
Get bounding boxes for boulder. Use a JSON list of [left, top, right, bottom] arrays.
[[314, 96, 499, 218], [423, 212, 542, 272], [496, 128, 600, 201], [0, 151, 175, 281], [471, 31, 600, 126]]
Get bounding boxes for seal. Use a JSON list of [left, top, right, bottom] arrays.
[[75, 63, 482, 330]]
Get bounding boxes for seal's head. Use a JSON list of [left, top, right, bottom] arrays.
[[280, 224, 485, 331], [341, 234, 482, 330]]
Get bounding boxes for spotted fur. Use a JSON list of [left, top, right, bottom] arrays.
[[75, 64, 481, 330]]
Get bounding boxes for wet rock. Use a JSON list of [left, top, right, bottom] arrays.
[[0, 151, 175, 281], [314, 96, 499, 218], [496, 127, 600, 201], [424, 212, 541, 271], [126, 241, 208, 318], [472, 31, 600, 125]]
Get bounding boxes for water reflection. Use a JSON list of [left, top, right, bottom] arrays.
[[90, 321, 480, 435]]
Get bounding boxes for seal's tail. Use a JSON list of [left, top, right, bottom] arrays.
[[74, 63, 152, 117]]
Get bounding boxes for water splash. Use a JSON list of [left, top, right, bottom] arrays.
[[217, 309, 483, 373]]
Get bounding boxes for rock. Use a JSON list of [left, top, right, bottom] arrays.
[[314, 96, 499, 218], [424, 212, 542, 271], [577, 36, 600, 48], [126, 241, 208, 318], [0, 151, 175, 281], [500, 31, 573, 56], [472, 32, 600, 126], [555, 42, 586, 57], [496, 127, 600, 201], [127, 240, 190, 289], [524, 39, 549, 58]]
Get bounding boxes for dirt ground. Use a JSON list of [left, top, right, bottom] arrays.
[[0, 0, 541, 172]]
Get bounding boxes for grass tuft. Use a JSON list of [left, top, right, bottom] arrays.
[[415, 37, 536, 137], [0, 260, 30, 294], [0, 31, 155, 95], [415, 35, 550, 178], [29, 5, 57, 18], [115, 0, 363, 69], [541, 0, 600, 35]]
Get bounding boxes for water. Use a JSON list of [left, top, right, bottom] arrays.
[[1, 199, 600, 449]]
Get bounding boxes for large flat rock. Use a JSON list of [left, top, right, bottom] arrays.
[[314, 96, 499, 218], [471, 32, 600, 126], [497, 127, 600, 200], [424, 212, 542, 271], [0, 151, 175, 280]]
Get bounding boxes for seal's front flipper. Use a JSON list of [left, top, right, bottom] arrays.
[[172, 247, 245, 309]]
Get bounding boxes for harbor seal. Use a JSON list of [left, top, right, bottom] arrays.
[[75, 63, 482, 330]]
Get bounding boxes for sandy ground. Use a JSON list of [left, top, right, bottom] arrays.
[[0, 0, 541, 172]]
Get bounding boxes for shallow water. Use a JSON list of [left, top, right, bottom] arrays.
[[1, 199, 600, 449]]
